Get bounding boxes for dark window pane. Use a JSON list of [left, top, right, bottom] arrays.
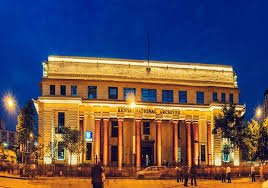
[[221, 93, 226, 103], [229, 93, 234, 104], [58, 112, 65, 133], [58, 142, 65, 160], [201, 145, 206, 162], [179, 91, 187, 104], [142, 89, 157, 102], [111, 146, 118, 162], [50, 85, 55, 95], [86, 143, 92, 160], [196, 92, 204, 104], [88, 86, 97, 99], [213, 92, 218, 102], [143, 122, 150, 135], [111, 121, 118, 137], [109, 87, 118, 99], [162, 90, 173, 103], [124, 88, 136, 100], [71, 85, 77, 96], [60, 85, 66, 96]]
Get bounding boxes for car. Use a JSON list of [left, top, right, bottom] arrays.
[[136, 166, 168, 179]]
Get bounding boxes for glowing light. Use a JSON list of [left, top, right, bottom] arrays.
[[130, 102, 136, 108], [30, 132, 33, 138], [2, 92, 17, 114], [256, 107, 262, 118]]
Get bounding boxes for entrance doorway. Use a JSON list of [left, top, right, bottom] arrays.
[[141, 141, 154, 167]]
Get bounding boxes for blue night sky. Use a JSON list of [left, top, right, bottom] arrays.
[[0, 0, 267, 130]]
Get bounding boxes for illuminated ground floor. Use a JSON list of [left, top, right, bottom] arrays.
[[35, 98, 243, 167]]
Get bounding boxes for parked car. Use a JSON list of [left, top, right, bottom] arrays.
[[136, 166, 168, 179]]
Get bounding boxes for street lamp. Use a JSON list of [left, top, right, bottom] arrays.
[[256, 107, 262, 119], [2, 93, 16, 114]]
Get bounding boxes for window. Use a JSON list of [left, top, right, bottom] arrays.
[[71, 85, 77, 96], [201, 145, 206, 162], [111, 121, 118, 137], [221, 93, 226, 103], [86, 143, 92, 160], [213, 92, 218, 102], [162, 90, 173, 103], [88, 86, 97, 99], [143, 122, 150, 135], [50, 85, 55, 95], [58, 112, 65, 133], [60, 85, 66, 96], [58, 142, 65, 160], [179, 91, 187, 104], [108, 87, 118, 99], [229, 93, 234, 104], [142, 89, 157, 102], [196, 92, 204, 104], [111, 146, 118, 162], [124, 88, 136, 100]]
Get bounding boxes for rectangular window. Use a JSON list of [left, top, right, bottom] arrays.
[[111, 121, 118, 137], [108, 87, 118, 99], [143, 122, 150, 135], [124, 88, 136, 100], [58, 142, 65, 160], [221, 93, 226, 103], [179, 91, 187, 104], [88, 86, 97, 99], [86, 143, 92, 160], [71, 85, 77, 96], [111, 146, 118, 162], [213, 92, 218, 102], [58, 112, 65, 133], [142, 89, 157, 102], [201, 145, 206, 162], [162, 90, 173, 103], [60, 85, 66, 96], [229, 93, 234, 104], [196, 92, 204, 104], [50, 85, 55, 95]]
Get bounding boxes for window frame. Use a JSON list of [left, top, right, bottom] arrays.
[[88, 86, 97, 99], [221, 93, 226, 103], [196, 91, 204, 104], [229, 93, 234, 104], [71, 85, 77, 96], [57, 141, 65, 160], [141, 88, 157, 102], [213, 92, 218, 102], [58, 112, 65, 134], [162, 90, 174, 103], [124, 88, 136, 100], [108, 87, 118, 100], [50, 85, 55, 95], [111, 121, 118, 137], [60, 85, 66, 96], [143, 122, 150, 135], [179, 91, 187, 104]]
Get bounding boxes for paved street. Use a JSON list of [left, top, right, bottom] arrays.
[[0, 177, 266, 188]]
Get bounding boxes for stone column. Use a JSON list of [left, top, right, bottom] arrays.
[[186, 120, 192, 167], [103, 119, 109, 166], [156, 120, 162, 166], [136, 119, 141, 168], [207, 121, 212, 165], [193, 121, 199, 166], [118, 119, 123, 168], [95, 118, 101, 162], [173, 121, 179, 162]]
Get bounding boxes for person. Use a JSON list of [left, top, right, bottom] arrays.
[[190, 165, 197, 186], [91, 162, 104, 188], [183, 165, 189, 187], [175, 165, 183, 183], [251, 165, 256, 182], [226, 165, 231, 183], [220, 166, 226, 183]]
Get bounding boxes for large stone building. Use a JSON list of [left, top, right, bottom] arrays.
[[34, 55, 245, 168], [264, 89, 268, 118], [0, 118, 16, 147]]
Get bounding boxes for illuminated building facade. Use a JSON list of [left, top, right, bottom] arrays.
[[34, 55, 245, 167], [264, 89, 268, 118]]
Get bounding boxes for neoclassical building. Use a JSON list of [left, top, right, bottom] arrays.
[[34, 55, 245, 168]]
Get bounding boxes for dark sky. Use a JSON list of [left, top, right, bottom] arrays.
[[0, 0, 267, 130]]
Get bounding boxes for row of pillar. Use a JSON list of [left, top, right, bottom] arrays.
[[94, 118, 212, 168]]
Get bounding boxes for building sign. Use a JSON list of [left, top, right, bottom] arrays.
[[85, 131, 93, 142], [117, 107, 180, 115]]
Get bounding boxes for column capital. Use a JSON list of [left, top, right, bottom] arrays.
[[192, 120, 199, 124], [118, 118, 124, 122], [135, 118, 142, 122], [172, 120, 179, 124], [103, 118, 109, 121], [156, 119, 162, 123], [95, 117, 101, 121], [185, 119, 192, 123], [207, 120, 211, 124]]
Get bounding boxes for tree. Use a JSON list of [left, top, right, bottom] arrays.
[[16, 100, 36, 164], [61, 127, 83, 166], [212, 104, 245, 148], [45, 141, 58, 165], [256, 117, 268, 162]]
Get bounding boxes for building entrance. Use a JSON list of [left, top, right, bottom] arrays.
[[141, 141, 154, 167]]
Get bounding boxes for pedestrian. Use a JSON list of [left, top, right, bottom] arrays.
[[175, 165, 183, 183], [183, 165, 189, 187], [190, 165, 197, 186], [251, 164, 256, 182], [220, 166, 226, 183], [91, 162, 105, 188], [226, 165, 231, 183]]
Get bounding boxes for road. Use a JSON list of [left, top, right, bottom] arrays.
[[0, 177, 265, 188]]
